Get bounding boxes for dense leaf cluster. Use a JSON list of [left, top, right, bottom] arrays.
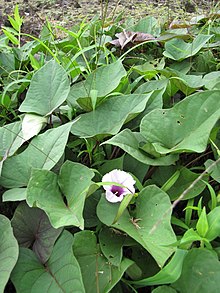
[[0, 5, 220, 293]]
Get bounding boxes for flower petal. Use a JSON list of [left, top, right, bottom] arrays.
[[120, 175, 136, 194], [105, 190, 124, 203], [110, 169, 136, 194], [102, 169, 136, 192], [102, 172, 114, 191], [102, 169, 136, 203]]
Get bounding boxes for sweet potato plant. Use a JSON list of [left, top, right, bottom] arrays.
[[0, 5, 220, 293]]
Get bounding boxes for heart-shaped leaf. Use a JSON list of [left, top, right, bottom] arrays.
[[19, 60, 70, 115], [67, 60, 126, 110], [73, 230, 133, 293], [99, 227, 128, 266], [11, 231, 85, 293], [0, 214, 19, 293], [140, 90, 220, 154], [97, 185, 176, 267], [26, 161, 94, 229], [163, 34, 212, 61], [71, 93, 152, 138], [103, 129, 178, 166], [173, 249, 220, 293], [0, 122, 73, 188], [11, 202, 62, 263]]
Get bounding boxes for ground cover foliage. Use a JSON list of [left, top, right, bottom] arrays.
[[0, 4, 220, 292]]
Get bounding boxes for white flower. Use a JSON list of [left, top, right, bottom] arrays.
[[102, 169, 136, 203]]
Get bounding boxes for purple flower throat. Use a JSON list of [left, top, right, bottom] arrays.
[[111, 185, 124, 197]]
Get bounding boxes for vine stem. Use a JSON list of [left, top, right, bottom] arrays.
[[150, 156, 220, 235]]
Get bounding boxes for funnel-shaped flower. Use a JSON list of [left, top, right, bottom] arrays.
[[102, 169, 136, 203]]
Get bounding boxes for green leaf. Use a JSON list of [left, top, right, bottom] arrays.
[[71, 93, 152, 138], [90, 89, 98, 110], [161, 170, 180, 192], [162, 68, 204, 95], [131, 249, 187, 286], [113, 193, 134, 224], [173, 249, 220, 293], [140, 90, 220, 154], [83, 191, 101, 228], [206, 206, 220, 241], [205, 159, 220, 183], [179, 229, 202, 247], [98, 156, 124, 176], [14, 4, 22, 28], [26, 169, 76, 229], [73, 230, 133, 293], [171, 216, 189, 230], [167, 168, 208, 200], [97, 185, 176, 267], [103, 129, 178, 166], [2, 188, 27, 202], [0, 94, 10, 109], [196, 207, 209, 238], [135, 79, 168, 94], [163, 34, 212, 61], [152, 286, 177, 293], [58, 160, 95, 228], [203, 71, 220, 90], [99, 227, 126, 266], [67, 60, 127, 110], [0, 52, 15, 73], [128, 88, 165, 130], [11, 202, 62, 263], [132, 16, 161, 36], [204, 181, 217, 210], [19, 60, 70, 115], [8, 15, 20, 32], [11, 231, 85, 293], [27, 161, 94, 229], [2, 29, 19, 45], [123, 154, 148, 183], [126, 245, 158, 280], [0, 214, 19, 293], [29, 54, 41, 70], [0, 123, 72, 188], [0, 121, 23, 158]]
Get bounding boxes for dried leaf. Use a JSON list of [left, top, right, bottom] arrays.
[[133, 32, 156, 43], [110, 30, 155, 49]]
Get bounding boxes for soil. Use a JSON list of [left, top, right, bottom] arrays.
[[0, 0, 219, 36]]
